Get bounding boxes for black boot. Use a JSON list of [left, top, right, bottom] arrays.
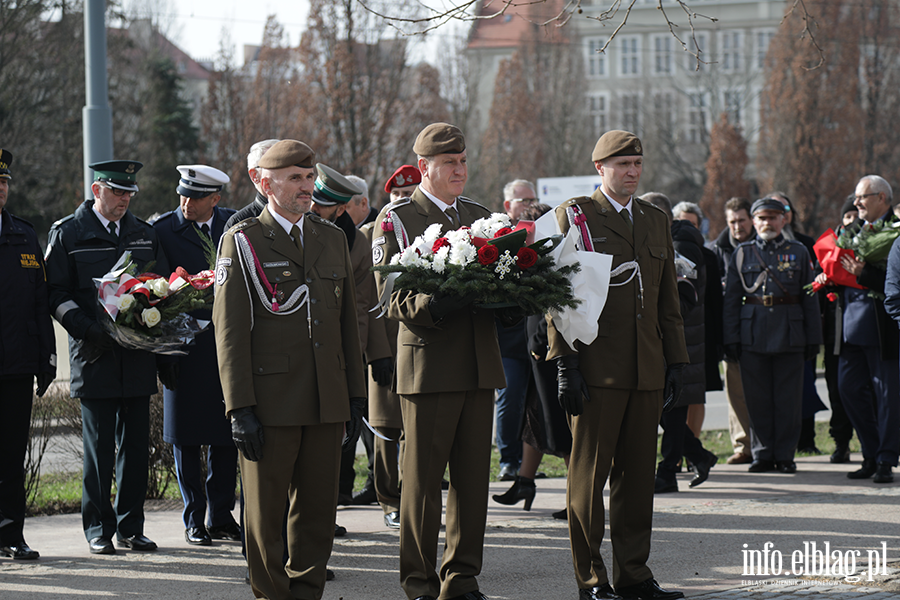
[[492, 476, 536, 510]]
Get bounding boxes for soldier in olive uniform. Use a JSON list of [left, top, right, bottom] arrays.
[[45, 160, 170, 555], [722, 198, 822, 474], [373, 124, 505, 600], [547, 131, 688, 600], [212, 140, 366, 600]]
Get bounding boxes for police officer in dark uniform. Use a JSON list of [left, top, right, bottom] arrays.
[[153, 164, 240, 546], [45, 160, 170, 555], [722, 198, 822, 474], [0, 149, 55, 560]]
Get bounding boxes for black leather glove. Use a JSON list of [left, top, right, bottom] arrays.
[[231, 407, 264, 462], [157, 362, 179, 390], [428, 290, 478, 322], [36, 372, 54, 397], [663, 363, 686, 413], [85, 322, 114, 351], [557, 354, 589, 416], [724, 343, 742, 362], [804, 344, 819, 362], [343, 397, 366, 452], [369, 357, 393, 388]]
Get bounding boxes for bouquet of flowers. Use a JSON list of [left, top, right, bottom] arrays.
[[836, 218, 900, 267], [93, 251, 214, 355], [374, 213, 580, 315], [804, 229, 866, 296]]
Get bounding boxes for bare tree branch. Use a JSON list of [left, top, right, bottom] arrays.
[[784, 0, 825, 69]]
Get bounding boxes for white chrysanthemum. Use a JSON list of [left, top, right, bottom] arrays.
[[142, 307, 162, 327], [116, 294, 135, 311], [390, 253, 401, 265], [432, 246, 450, 273], [469, 217, 491, 238], [449, 239, 476, 266], [445, 228, 471, 247], [472, 212, 512, 238], [398, 246, 420, 266], [423, 223, 444, 244]]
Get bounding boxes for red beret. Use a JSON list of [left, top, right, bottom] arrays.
[[384, 165, 422, 194]]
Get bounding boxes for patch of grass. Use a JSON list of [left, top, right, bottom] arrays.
[[28, 470, 184, 517]]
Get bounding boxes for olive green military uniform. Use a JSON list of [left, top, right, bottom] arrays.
[[361, 221, 403, 515], [373, 188, 505, 600], [213, 206, 366, 600], [548, 189, 688, 590]]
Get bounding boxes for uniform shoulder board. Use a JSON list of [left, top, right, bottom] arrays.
[[457, 196, 489, 212], [152, 210, 175, 224], [638, 198, 667, 215], [308, 213, 341, 230], [360, 222, 374, 235], [387, 196, 412, 209], [9, 213, 35, 230], [228, 217, 258, 233], [133, 215, 154, 227], [51, 214, 75, 229]]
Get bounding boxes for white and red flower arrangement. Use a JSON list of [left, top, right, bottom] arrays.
[[94, 251, 214, 354], [375, 213, 579, 314]]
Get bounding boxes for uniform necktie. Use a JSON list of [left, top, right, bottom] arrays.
[[445, 206, 460, 229], [200, 223, 210, 237], [620, 208, 633, 233], [107, 221, 117, 239], [290, 224, 304, 262]]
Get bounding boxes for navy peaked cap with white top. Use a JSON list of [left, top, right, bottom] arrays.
[[176, 164, 230, 198]]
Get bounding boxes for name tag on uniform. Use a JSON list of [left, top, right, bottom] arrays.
[[127, 239, 153, 246], [20, 253, 40, 268], [263, 261, 290, 268]]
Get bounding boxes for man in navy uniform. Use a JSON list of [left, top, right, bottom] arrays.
[[45, 160, 170, 555], [723, 198, 822, 474], [0, 149, 56, 560], [153, 164, 240, 546]]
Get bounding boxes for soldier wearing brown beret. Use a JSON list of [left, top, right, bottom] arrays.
[[213, 139, 367, 600], [373, 123, 504, 600], [548, 130, 689, 600]]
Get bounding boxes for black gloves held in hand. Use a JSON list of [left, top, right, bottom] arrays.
[[36, 372, 54, 397], [85, 322, 114, 351], [557, 354, 589, 416], [428, 290, 478, 322], [343, 397, 366, 452], [369, 357, 394, 388], [663, 363, 686, 413], [158, 362, 179, 391], [231, 407, 264, 462]]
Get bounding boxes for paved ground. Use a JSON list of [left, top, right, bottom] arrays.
[[2, 454, 898, 599]]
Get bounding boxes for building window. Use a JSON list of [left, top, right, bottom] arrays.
[[588, 94, 609, 136], [620, 36, 640, 77], [585, 38, 607, 78], [724, 90, 742, 126], [720, 30, 743, 72], [753, 29, 775, 70], [653, 92, 676, 135], [620, 93, 641, 133], [687, 91, 708, 144], [685, 33, 708, 72], [653, 35, 672, 74]]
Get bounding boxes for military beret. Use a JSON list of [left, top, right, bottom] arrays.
[[176, 164, 230, 198], [312, 164, 359, 206], [0, 149, 12, 179], [592, 130, 643, 162], [90, 160, 143, 192], [384, 164, 422, 193], [751, 197, 787, 215], [413, 123, 466, 156], [257, 140, 316, 170]]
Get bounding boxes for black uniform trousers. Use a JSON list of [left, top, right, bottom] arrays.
[[739, 351, 804, 462], [0, 376, 34, 546], [657, 405, 710, 481], [80, 396, 150, 541], [172, 444, 238, 529]]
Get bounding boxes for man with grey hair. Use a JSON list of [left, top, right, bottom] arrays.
[[672, 201, 703, 230], [503, 178, 538, 224], [818, 174, 899, 483], [225, 139, 280, 229], [344, 175, 377, 226]]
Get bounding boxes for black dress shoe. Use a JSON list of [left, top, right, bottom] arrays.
[[117, 534, 157, 551], [873, 462, 894, 483], [384, 511, 400, 529], [579, 583, 623, 599], [748, 459, 775, 473], [185, 526, 212, 546], [848, 458, 877, 479], [326, 568, 335, 581], [208, 522, 241, 541], [0, 543, 39, 560], [552, 508, 568, 520], [616, 578, 684, 600], [830, 444, 851, 463], [447, 592, 487, 600], [690, 452, 718, 487], [413, 596, 436, 600], [89, 537, 116, 555], [653, 476, 678, 494], [492, 476, 536, 510], [334, 523, 347, 537], [337, 493, 353, 506], [351, 485, 378, 505], [776, 460, 797, 474]]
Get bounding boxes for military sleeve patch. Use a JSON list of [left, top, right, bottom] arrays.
[[216, 263, 229, 286], [217, 257, 232, 267], [372, 245, 385, 265]]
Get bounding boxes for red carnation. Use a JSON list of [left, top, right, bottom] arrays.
[[494, 227, 513, 238], [516, 247, 538, 269], [432, 237, 450, 253], [478, 245, 499, 265], [827, 292, 838, 303]]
